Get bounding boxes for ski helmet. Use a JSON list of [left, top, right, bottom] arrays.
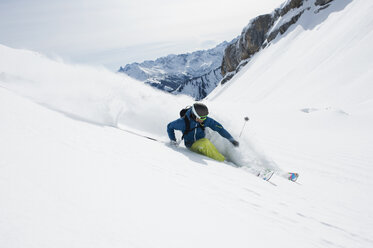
[[192, 103, 209, 120]]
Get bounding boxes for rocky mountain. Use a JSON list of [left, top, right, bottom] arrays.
[[118, 41, 230, 100], [119, 0, 338, 99], [221, 0, 336, 84]]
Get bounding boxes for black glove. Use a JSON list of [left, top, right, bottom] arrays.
[[231, 140, 239, 147]]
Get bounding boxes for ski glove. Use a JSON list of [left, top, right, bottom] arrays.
[[170, 140, 179, 147], [231, 140, 239, 147]]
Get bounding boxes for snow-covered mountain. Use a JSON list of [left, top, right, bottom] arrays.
[[118, 41, 230, 100], [1, 0, 373, 247], [119, 0, 343, 99]]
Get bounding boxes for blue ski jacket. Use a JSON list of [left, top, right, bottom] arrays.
[[167, 108, 235, 148]]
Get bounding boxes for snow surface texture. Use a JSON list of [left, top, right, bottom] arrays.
[[1, 0, 373, 247]]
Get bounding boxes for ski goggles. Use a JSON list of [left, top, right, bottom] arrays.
[[192, 105, 208, 121]]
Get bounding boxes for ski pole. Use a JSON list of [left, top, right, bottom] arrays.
[[239, 116, 249, 137], [118, 127, 167, 144]]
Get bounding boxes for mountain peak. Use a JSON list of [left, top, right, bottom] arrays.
[[118, 41, 231, 100]]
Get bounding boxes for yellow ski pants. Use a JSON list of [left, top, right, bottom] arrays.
[[190, 138, 225, 162]]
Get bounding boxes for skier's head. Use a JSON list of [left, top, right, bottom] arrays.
[[191, 102, 209, 122]]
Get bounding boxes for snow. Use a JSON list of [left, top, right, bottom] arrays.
[[1, 0, 373, 247], [119, 42, 227, 100]]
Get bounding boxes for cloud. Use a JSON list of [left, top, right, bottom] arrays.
[[0, 0, 285, 69]]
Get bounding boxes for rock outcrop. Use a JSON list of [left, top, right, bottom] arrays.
[[220, 0, 337, 84], [221, 0, 307, 79], [315, 0, 334, 6], [221, 14, 275, 76]]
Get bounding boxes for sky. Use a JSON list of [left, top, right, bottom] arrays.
[[0, 0, 285, 70]]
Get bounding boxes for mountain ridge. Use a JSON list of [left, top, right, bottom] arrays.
[[118, 41, 230, 100], [118, 0, 341, 100]]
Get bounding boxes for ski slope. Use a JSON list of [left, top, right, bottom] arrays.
[[1, 0, 373, 247]]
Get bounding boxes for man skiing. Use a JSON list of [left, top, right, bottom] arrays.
[[167, 102, 239, 162]]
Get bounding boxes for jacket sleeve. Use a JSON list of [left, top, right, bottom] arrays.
[[167, 118, 186, 141], [205, 118, 234, 141]]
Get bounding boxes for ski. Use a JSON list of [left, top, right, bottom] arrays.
[[255, 169, 299, 182], [286, 172, 299, 182], [118, 127, 298, 183], [257, 169, 275, 181]]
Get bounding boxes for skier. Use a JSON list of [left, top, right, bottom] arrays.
[[167, 102, 239, 162]]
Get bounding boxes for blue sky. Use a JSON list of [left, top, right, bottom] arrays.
[[0, 0, 284, 70]]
